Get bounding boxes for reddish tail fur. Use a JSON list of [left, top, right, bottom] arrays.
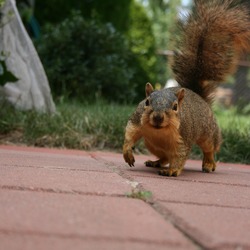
[[172, 0, 250, 104]]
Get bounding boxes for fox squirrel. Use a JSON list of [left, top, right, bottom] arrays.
[[123, 0, 250, 177]]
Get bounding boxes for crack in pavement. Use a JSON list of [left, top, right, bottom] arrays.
[[158, 199, 250, 210]]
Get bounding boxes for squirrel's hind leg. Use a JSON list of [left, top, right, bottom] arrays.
[[158, 144, 190, 177], [198, 123, 221, 173], [202, 151, 216, 173], [198, 140, 218, 173], [145, 159, 168, 168], [158, 157, 187, 177]]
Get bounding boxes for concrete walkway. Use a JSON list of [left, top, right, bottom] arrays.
[[0, 145, 249, 250]]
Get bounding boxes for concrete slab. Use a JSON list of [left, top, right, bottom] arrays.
[[1, 145, 250, 250], [0, 165, 131, 196], [160, 201, 250, 250], [0, 145, 90, 156], [133, 176, 250, 208], [0, 190, 195, 250], [0, 148, 109, 172]]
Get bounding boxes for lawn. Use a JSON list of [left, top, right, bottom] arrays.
[[0, 101, 249, 164], [215, 106, 250, 163]]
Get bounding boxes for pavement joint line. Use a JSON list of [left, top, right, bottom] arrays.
[[0, 185, 128, 198], [3, 163, 250, 188], [89, 153, 144, 184], [0, 229, 186, 247], [1, 146, 250, 249], [91, 155, 248, 250], [90, 157, 153, 199], [0, 184, 183, 229], [90, 155, 205, 249], [158, 199, 250, 210], [4, 147, 247, 249], [125, 168, 250, 248], [151, 202, 209, 250], [151, 201, 250, 250], [0, 163, 112, 173], [125, 173, 250, 188]]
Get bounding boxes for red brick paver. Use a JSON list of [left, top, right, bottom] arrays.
[[0, 145, 249, 250]]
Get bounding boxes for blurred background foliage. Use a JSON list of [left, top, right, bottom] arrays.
[[16, 0, 184, 103], [11, 0, 250, 107], [35, 12, 136, 103]]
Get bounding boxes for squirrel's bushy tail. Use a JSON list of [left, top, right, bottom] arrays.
[[172, 0, 250, 104]]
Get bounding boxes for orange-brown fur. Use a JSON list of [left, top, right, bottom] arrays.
[[142, 123, 181, 162], [123, 0, 250, 177]]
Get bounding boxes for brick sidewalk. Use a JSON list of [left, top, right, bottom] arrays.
[[0, 145, 249, 250]]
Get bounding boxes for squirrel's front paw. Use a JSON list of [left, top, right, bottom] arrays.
[[158, 168, 182, 177], [123, 149, 135, 167]]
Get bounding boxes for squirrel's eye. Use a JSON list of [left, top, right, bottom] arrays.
[[172, 103, 178, 111], [145, 99, 150, 106]]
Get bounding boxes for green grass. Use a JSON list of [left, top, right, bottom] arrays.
[[0, 100, 133, 150], [215, 107, 250, 164], [0, 101, 249, 164], [126, 190, 152, 201]]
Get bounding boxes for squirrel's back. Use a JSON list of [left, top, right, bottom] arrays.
[[172, 0, 250, 104]]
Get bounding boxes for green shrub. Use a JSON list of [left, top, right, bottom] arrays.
[[36, 11, 136, 103], [34, 0, 132, 34]]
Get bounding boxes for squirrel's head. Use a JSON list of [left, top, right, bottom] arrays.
[[141, 83, 185, 129]]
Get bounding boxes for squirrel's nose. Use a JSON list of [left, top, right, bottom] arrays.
[[153, 114, 164, 124]]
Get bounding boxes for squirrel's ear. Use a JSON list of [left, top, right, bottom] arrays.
[[145, 82, 154, 97], [176, 88, 185, 105]]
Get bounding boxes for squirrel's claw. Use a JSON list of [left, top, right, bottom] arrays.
[[123, 149, 135, 167], [126, 156, 135, 167]]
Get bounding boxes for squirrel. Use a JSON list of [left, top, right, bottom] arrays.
[[123, 0, 250, 177]]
